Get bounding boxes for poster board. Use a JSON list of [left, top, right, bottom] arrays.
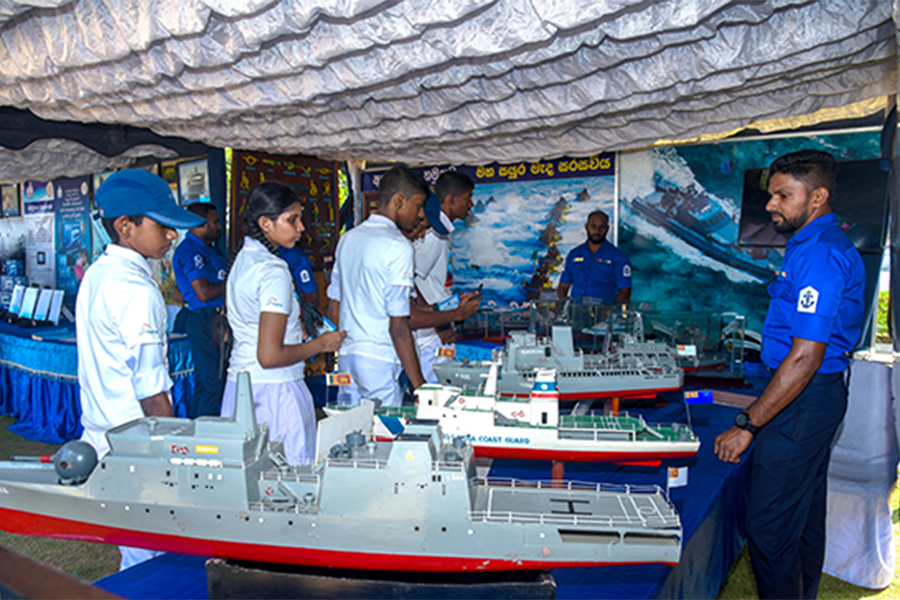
[[231, 151, 340, 270], [54, 176, 92, 304], [23, 180, 55, 288], [1, 184, 19, 217]]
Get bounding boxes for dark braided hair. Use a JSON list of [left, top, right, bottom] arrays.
[[227, 181, 325, 337]]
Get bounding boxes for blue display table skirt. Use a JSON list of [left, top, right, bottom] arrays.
[[0, 324, 194, 444]]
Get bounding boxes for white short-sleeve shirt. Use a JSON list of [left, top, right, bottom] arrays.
[[226, 237, 305, 384], [77, 244, 172, 457], [333, 214, 413, 363], [414, 211, 455, 348]]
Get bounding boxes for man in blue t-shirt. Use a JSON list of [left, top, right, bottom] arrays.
[[172, 203, 228, 418], [557, 210, 632, 304], [277, 245, 320, 305], [714, 150, 865, 599]]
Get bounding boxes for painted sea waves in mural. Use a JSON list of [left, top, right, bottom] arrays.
[[453, 176, 615, 306], [618, 131, 881, 330], [362, 155, 616, 307]]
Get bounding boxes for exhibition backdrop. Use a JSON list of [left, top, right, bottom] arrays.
[[361, 154, 616, 307], [362, 130, 886, 332]]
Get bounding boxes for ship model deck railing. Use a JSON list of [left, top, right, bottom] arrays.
[[478, 477, 666, 496], [468, 509, 681, 530], [260, 471, 320, 484], [249, 500, 321, 514]]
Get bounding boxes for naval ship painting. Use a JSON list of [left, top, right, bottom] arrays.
[[358, 367, 699, 465], [0, 373, 683, 571], [434, 325, 683, 401], [630, 184, 781, 281]]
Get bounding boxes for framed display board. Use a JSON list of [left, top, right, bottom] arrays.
[[178, 158, 210, 205], [1, 184, 19, 217], [362, 191, 381, 221], [231, 151, 340, 270]]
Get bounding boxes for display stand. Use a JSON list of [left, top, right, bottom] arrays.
[[206, 559, 556, 600]]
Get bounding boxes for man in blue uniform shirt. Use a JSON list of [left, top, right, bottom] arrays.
[[173, 203, 228, 418], [278, 245, 320, 305], [715, 150, 865, 599], [557, 210, 632, 304]]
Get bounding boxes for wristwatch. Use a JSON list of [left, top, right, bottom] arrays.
[[734, 411, 760, 435]]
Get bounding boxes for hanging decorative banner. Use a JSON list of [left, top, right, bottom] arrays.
[[54, 176, 92, 305], [231, 150, 340, 270], [23, 180, 55, 288]]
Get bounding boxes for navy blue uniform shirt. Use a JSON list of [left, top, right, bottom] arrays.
[[559, 240, 632, 304], [277, 246, 319, 295], [172, 232, 227, 311], [761, 213, 865, 374]]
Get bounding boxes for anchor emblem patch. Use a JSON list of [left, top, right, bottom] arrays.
[[797, 286, 819, 314]]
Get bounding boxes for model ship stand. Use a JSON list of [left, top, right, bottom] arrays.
[[206, 558, 556, 600]]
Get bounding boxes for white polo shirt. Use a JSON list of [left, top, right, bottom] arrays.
[[331, 214, 413, 363], [414, 210, 455, 348], [226, 238, 305, 384], [77, 244, 172, 457]]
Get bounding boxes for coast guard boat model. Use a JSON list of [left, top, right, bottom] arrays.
[[434, 325, 683, 403], [367, 366, 699, 465], [0, 373, 683, 571]]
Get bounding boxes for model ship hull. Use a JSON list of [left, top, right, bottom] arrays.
[[435, 362, 682, 401], [0, 375, 683, 572]]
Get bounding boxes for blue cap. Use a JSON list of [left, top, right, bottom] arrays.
[[423, 192, 449, 235], [95, 169, 205, 229]]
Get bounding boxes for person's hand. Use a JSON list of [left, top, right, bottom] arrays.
[[455, 292, 481, 320], [714, 427, 753, 463], [317, 330, 347, 353], [438, 327, 458, 344]]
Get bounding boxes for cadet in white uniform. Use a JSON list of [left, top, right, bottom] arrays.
[[327, 166, 429, 406], [413, 172, 479, 383], [77, 169, 206, 570], [220, 181, 345, 465]]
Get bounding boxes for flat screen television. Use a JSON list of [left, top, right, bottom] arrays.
[[739, 159, 889, 251]]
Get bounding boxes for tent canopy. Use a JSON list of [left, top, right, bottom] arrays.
[[0, 0, 896, 171]]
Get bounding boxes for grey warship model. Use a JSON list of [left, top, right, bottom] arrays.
[[434, 325, 683, 402], [0, 373, 683, 572]]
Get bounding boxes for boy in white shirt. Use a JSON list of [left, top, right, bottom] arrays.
[[76, 169, 204, 569], [327, 165, 428, 406]]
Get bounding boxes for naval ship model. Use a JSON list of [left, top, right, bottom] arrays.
[[434, 325, 683, 402], [0, 373, 683, 571], [350, 367, 699, 465]]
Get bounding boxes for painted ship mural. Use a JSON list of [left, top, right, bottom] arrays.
[[630, 184, 781, 281]]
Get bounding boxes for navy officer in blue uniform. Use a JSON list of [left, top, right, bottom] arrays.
[[715, 150, 865, 599], [173, 202, 228, 418], [557, 210, 631, 304]]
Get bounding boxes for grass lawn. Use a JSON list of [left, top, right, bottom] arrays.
[[0, 414, 897, 596]]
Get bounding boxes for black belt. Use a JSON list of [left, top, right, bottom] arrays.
[[186, 306, 221, 314]]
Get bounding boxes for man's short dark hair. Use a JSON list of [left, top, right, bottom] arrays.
[[769, 150, 837, 195], [587, 210, 609, 225], [435, 171, 474, 203], [379, 165, 429, 205], [186, 202, 217, 220], [102, 215, 144, 244]]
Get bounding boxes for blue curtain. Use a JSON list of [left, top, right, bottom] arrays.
[[0, 327, 194, 444]]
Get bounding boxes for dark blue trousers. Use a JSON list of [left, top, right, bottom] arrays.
[[746, 371, 847, 599], [184, 309, 225, 419]]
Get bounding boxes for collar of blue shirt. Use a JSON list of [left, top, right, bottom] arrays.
[[787, 212, 837, 248]]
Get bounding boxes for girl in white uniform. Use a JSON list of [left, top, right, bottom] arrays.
[[220, 182, 345, 465]]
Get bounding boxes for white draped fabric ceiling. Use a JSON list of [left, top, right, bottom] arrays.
[[0, 0, 897, 167]]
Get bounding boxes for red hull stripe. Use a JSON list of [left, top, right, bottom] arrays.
[[473, 446, 696, 463], [499, 386, 680, 401], [0, 507, 676, 571]]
